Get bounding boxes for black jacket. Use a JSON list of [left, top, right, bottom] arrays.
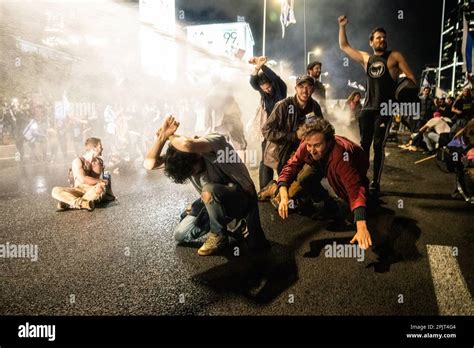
[[250, 65, 287, 114]]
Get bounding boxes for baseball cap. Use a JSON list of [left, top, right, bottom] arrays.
[[296, 75, 315, 87]]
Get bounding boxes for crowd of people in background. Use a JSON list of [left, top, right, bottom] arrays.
[[397, 86, 471, 154], [0, 94, 206, 174]]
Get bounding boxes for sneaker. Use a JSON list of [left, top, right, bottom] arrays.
[[56, 201, 70, 211], [257, 181, 278, 201], [80, 200, 95, 212], [197, 232, 228, 256]]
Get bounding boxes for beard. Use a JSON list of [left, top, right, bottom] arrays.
[[374, 43, 387, 52]]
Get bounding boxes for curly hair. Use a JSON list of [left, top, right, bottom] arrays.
[[301, 118, 335, 142], [164, 145, 201, 184]]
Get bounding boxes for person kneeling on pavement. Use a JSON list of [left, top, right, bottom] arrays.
[[52, 137, 115, 211], [276, 118, 373, 250], [143, 115, 270, 256]]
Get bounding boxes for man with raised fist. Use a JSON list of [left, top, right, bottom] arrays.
[[338, 15, 416, 197]]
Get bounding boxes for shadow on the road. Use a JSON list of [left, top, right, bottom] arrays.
[[191, 242, 298, 304], [303, 237, 353, 258], [96, 199, 119, 209], [301, 206, 423, 274], [366, 206, 423, 273]]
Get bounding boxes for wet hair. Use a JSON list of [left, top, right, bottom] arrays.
[[85, 137, 101, 149], [307, 61, 322, 73], [164, 145, 201, 184], [257, 72, 271, 86], [301, 118, 335, 142], [369, 27, 386, 41]]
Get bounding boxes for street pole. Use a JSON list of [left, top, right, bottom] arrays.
[[452, 53, 457, 93], [263, 0, 267, 56], [303, 0, 307, 70], [437, 0, 445, 90]]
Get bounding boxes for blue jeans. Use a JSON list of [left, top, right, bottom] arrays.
[[173, 183, 269, 250]]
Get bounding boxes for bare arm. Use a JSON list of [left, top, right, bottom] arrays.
[[72, 158, 103, 185], [393, 51, 417, 85], [143, 130, 167, 170], [143, 115, 179, 171], [418, 123, 430, 133], [143, 115, 213, 171], [338, 15, 369, 68], [168, 135, 213, 154]]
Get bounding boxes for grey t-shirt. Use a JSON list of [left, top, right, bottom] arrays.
[[190, 133, 255, 195]]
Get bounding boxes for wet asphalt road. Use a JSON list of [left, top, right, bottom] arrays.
[[0, 142, 473, 316]]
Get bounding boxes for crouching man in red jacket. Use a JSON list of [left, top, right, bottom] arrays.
[[277, 118, 373, 250]]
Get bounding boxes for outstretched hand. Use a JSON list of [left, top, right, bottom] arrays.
[[350, 221, 372, 250]]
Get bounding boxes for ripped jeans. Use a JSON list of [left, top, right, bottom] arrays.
[[174, 183, 269, 250]]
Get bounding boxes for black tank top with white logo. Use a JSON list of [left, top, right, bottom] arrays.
[[363, 51, 396, 111]]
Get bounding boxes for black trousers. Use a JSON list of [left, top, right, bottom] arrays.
[[358, 109, 392, 188], [259, 140, 274, 190]]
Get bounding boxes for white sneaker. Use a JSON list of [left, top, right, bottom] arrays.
[[197, 232, 228, 256]]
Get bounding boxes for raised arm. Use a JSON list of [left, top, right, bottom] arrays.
[[338, 15, 369, 69], [143, 115, 180, 171], [144, 115, 213, 171], [249, 56, 266, 91]]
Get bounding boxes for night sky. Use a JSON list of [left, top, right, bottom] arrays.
[[176, 0, 445, 98]]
